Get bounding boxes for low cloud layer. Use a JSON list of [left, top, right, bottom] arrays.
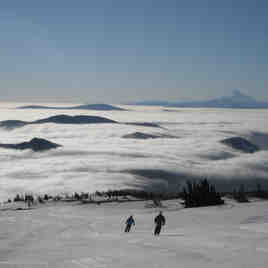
[[1, 105, 268, 200]]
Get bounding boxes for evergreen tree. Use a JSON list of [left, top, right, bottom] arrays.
[[182, 179, 224, 208], [233, 184, 249, 202]]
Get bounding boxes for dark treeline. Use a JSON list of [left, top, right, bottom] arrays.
[[182, 179, 224, 208], [9, 180, 268, 207], [13, 193, 60, 204], [93, 189, 177, 200], [10, 189, 178, 205], [232, 184, 249, 203], [253, 183, 268, 199], [231, 182, 268, 203]]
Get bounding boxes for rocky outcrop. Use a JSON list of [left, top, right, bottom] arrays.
[[220, 137, 259, 153], [0, 138, 62, 152]]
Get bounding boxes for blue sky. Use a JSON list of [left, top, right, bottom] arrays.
[[0, 0, 267, 103]]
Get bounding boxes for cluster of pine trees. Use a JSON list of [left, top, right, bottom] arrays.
[[233, 184, 249, 203], [254, 183, 268, 199], [182, 179, 224, 208]]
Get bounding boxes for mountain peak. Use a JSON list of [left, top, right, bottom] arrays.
[[230, 89, 256, 102], [232, 89, 244, 97], [129, 89, 267, 108]]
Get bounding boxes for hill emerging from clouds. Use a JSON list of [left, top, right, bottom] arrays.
[[0, 115, 162, 130], [17, 104, 126, 111], [0, 138, 62, 152], [0, 115, 118, 130]]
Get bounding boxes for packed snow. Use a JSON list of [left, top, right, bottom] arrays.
[[0, 199, 268, 267]]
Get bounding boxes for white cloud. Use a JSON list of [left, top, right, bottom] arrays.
[[1, 106, 268, 200]]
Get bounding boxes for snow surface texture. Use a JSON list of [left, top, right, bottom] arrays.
[[0, 199, 268, 267], [1, 103, 268, 200]]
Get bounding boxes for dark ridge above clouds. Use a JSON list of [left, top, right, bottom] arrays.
[[0, 120, 27, 129], [122, 132, 178, 140], [220, 137, 260, 153], [34, 115, 118, 124], [198, 151, 236, 161], [0, 138, 61, 152], [246, 132, 268, 150], [0, 115, 118, 129], [0, 114, 162, 130], [124, 122, 162, 128], [17, 104, 126, 111], [162, 109, 182, 112]]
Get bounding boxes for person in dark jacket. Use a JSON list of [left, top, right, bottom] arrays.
[[125, 215, 135, 233], [154, 211, 165, 235]]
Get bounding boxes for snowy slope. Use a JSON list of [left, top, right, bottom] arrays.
[[1, 199, 268, 267]]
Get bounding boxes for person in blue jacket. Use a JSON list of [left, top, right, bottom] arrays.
[[125, 215, 135, 232]]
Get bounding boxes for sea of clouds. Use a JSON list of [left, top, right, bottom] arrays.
[[1, 103, 268, 201]]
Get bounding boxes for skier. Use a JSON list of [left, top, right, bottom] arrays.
[[125, 215, 135, 233], [154, 211, 165, 235]]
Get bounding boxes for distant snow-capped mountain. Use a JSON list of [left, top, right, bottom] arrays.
[[131, 90, 268, 108]]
